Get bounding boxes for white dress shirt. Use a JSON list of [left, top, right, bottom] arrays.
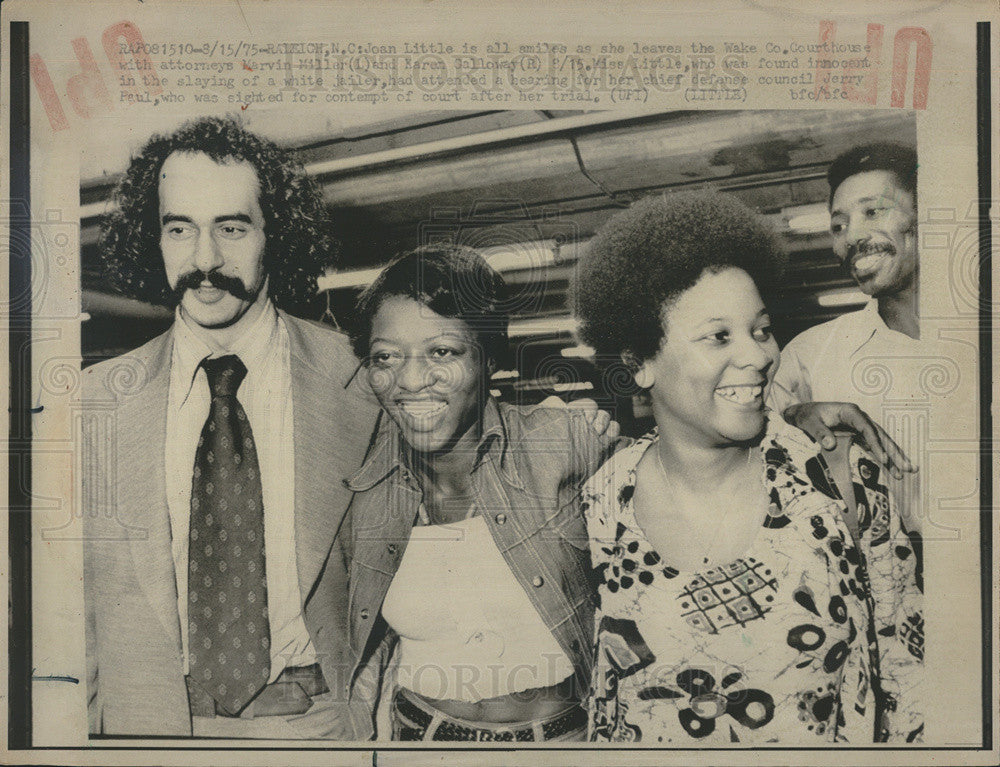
[[165, 301, 316, 680], [769, 301, 931, 531]]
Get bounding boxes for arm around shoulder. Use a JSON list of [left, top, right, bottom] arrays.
[[848, 444, 923, 742]]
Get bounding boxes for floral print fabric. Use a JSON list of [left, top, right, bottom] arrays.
[[584, 417, 923, 744]]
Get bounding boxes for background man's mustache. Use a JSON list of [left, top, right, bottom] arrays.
[[172, 270, 255, 301]]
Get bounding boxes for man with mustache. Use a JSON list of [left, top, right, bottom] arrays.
[[769, 142, 924, 530], [81, 119, 907, 740], [82, 117, 383, 738], [82, 116, 624, 740]]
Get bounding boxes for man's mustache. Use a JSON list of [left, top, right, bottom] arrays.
[[844, 239, 893, 262], [172, 270, 256, 302]]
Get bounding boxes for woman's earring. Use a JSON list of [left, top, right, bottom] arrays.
[[633, 366, 655, 389], [622, 351, 654, 389]]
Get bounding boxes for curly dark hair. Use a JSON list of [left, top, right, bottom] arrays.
[[571, 190, 787, 365], [349, 244, 510, 369], [827, 142, 917, 206], [99, 116, 338, 310]]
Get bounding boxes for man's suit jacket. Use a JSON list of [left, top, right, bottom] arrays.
[[82, 312, 379, 736]]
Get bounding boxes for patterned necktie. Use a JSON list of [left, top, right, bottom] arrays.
[[188, 354, 270, 715]]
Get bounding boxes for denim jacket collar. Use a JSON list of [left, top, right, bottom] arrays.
[[344, 398, 523, 492]]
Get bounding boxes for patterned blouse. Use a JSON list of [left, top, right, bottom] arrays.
[[583, 416, 923, 744]]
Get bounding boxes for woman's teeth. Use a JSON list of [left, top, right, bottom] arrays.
[[716, 385, 762, 404]]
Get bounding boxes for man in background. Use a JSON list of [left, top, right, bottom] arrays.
[[770, 142, 924, 531]]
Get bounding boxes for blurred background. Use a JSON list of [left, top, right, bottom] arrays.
[[79, 108, 917, 434]]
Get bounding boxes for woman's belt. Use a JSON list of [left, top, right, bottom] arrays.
[[393, 687, 587, 741]]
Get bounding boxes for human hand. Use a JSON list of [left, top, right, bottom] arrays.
[[566, 397, 620, 439], [285, 693, 360, 740], [782, 401, 916, 480]]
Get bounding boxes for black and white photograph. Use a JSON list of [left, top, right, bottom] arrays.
[[77, 109, 927, 744], [3, 1, 996, 764]]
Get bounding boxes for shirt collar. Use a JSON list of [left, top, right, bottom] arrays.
[[170, 299, 280, 407], [345, 397, 510, 492], [860, 300, 883, 329], [847, 300, 919, 357]]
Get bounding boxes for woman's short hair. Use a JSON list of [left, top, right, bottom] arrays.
[[99, 116, 338, 312], [350, 244, 510, 368], [571, 189, 786, 364]]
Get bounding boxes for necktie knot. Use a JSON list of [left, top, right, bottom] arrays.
[[203, 355, 247, 399]]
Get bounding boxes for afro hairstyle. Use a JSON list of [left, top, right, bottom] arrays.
[[571, 189, 787, 366]]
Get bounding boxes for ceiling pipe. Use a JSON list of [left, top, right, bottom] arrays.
[[306, 110, 666, 178], [78, 109, 659, 222], [80, 108, 909, 221], [82, 289, 173, 320]]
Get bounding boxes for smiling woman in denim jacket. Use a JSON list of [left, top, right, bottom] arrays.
[[341, 244, 618, 742]]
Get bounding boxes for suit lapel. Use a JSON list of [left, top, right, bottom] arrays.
[[291, 357, 338, 600], [288, 316, 374, 604], [118, 330, 184, 655]]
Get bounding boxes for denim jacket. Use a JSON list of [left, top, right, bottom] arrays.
[[342, 399, 618, 698]]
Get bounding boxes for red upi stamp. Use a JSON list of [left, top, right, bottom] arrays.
[[814, 21, 932, 108], [30, 20, 163, 131]]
